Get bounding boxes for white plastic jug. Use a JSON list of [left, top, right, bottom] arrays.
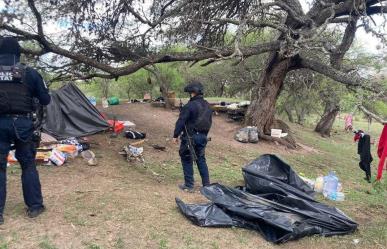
[[323, 171, 339, 197]]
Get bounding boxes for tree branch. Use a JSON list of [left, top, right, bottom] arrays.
[[358, 105, 387, 124], [299, 55, 378, 92]]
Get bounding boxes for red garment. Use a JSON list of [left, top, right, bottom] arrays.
[[377, 124, 387, 180], [353, 130, 363, 142]]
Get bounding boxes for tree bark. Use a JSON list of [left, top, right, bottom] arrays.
[[284, 105, 294, 123], [245, 53, 293, 134], [101, 78, 109, 99], [315, 102, 340, 137], [296, 107, 307, 125]]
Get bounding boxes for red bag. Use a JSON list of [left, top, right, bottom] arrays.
[[108, 120, 124, 134]]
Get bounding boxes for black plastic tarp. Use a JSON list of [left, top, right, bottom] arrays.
[[42, 83, 110, 139], [176, 154, 358, 243]]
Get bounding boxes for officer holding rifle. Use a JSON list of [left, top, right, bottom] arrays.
[[173, 81, 213, 192]]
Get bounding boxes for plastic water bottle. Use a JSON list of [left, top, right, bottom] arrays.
[[323, 171, 339, 198]]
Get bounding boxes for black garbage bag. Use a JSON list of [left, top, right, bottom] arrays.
[[176, 154, 358, 243], [243, 154, 315, 201]]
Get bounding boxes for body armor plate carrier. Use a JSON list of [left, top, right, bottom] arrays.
[[0, 64, 33, 114]]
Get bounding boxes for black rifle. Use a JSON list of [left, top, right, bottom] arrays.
[[179, 98, 198, 162]]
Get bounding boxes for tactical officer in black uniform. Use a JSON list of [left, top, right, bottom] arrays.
[[173, 81, 212, 192], [0, 37, 51, 224]]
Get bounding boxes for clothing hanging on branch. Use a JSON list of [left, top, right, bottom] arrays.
[[377, 124, 387, 180], [356, 105, 387, 181], [354, 130, 372, 182]]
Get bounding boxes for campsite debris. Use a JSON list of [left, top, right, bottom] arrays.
[[130, 140, 146, 147], [120, 145, 144, 162], [323, 171, 345, 201], [108, 119, 124, 134], [41, 133, 57, 144], [176, 154, 358, 243], [49, 149, 66, 166], [314, 175, 324, 193], [122, 121, 136, 129], [270, 129, 288, 138], [124, 130, 146, 139], [8, 136, 92, 166], [234, 126, 259, 143], [107, 96, 120, 105], [152, 144, 166, 151], [81, 150, 98, 166]]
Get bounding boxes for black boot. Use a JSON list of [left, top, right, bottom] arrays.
[[27, 206, 46, 218], [178, 184, 194, 193], [0, 214, 3, 225]]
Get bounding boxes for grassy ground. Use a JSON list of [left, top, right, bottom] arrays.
[[0, 104, 385, 249]]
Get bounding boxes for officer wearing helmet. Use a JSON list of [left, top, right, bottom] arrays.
[[0, 37, 50, 224], [173, 80, 213, 192]]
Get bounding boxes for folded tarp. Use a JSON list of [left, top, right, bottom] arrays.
[[176, 154, 358, 243], [43, 83, 110, 139]]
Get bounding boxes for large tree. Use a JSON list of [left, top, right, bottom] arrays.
[[1, 0, 386, 145]]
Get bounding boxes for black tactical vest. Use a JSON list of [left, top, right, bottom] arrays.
[[0, 64, 33, 114]]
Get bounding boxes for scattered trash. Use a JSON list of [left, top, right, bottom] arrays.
[[323, 171, 339, 197], [120, 145, 144, 162], [40, 132, 57, 144], [49, 149, 66, 166], [122, 121, 136, 129], [314, 175, 324, 193], [234, 126, 259, 143], [352, 239, 360, 245], [152, 144, 166, 151], [108, 120, 125, 134], [124, 130, 146, 139], [81, 150, 98, 166], [177, 154, 358, 243], [270, 129, 288, 138]]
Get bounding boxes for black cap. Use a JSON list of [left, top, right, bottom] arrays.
[[184, 80, 204, 95], [0, 37, 21, 57]]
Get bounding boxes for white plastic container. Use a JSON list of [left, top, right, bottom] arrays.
[[323, 171, 339, 197], [271, 129, 282, 138]]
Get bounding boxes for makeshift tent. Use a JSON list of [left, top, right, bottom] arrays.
[[177, 154, 358, 243], [42, 83, 110, 139]]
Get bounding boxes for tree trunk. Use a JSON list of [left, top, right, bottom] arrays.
[[245, 53, 293, 134], [284, 105, 294, 123], [315, 102, 340, 137], [101, 79, 109, 99], [159, 84, 172, 109], [296, 107, 307, 125]]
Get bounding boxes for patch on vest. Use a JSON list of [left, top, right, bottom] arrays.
[[0, 71, 14, 81]]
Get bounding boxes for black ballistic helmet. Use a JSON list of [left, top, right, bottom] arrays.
[[0, 37, 21, 57], [184, 81, 204, 95]]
